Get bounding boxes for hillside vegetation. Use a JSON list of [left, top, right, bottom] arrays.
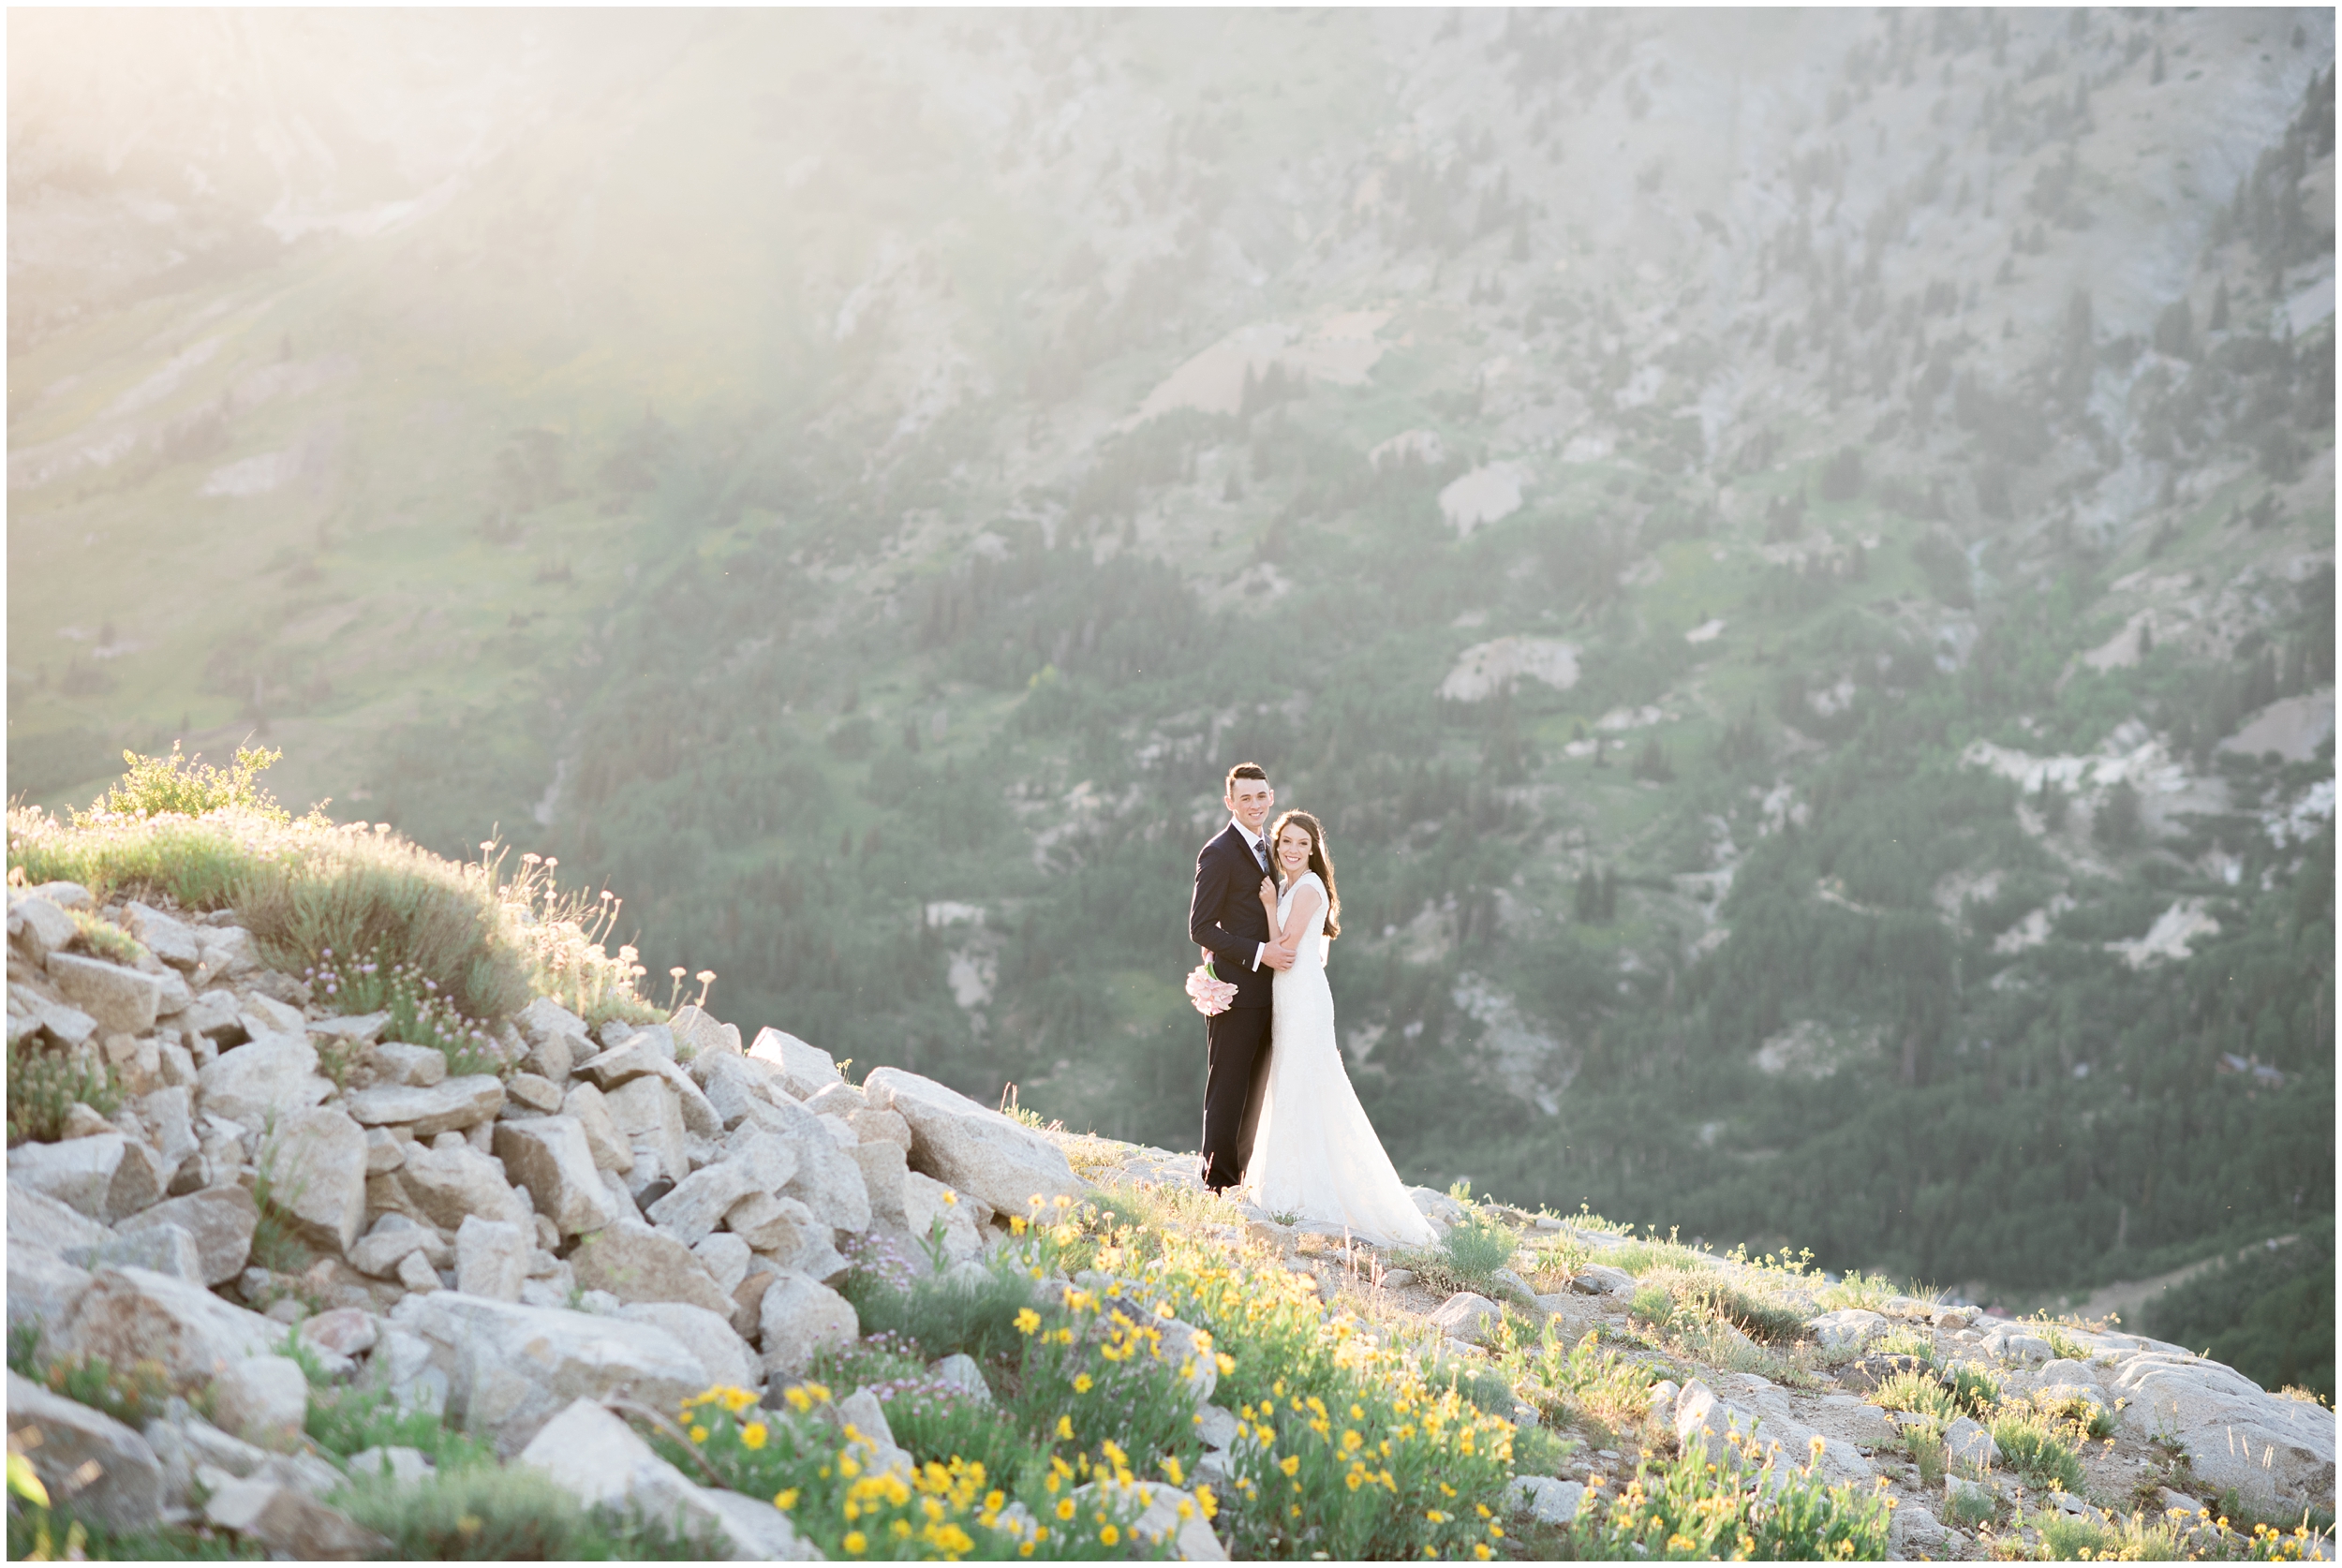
[[4, 781, 2332, 1559], [7, 9, 2334, 1376]]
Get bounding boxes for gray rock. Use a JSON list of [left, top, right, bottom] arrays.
[[7, 1243, 96, 1333], [181, 989, 245, 1044], [804, 1082, 866, 1118], [493, 1117, 622, 1236], [851, 1139, 910, 1224], [848, 1105, 914, 1150], [62, 1221, 204, 1283], [1810, 1309, 1890, 1353], [18, 990, 98, 1048], [306, 1012, 390, 1047], [517, 1398, 815, 1560], [240, 993, 307, 1036], [197, 1036, 331, 1128], [898, 1172, 981, 1263], [561, 1082, 634, 1172], [689, 1050, 783, 1130], [667, 1006, 740, 1061], [747, 1027, 842, 1099], [46, 952, 163, 1036], [1891, 1500, 1949, 1554], [931, 1353, 992, 1404], [454, 1215, 532, 1303], [387, 1140, 533, 1232], [579, 1034, 672, 1089], [300, 1307, 378, 1359], [348, 1213, 450, 1278], [515, 998, 589, 1068], [387, 1293, 706, 1455], [264, 1106, 369, 1251], [57, 1265, 283, 1383], [370, 1042, 447, 1087], [1508, 1474, 1585, 1524], [1383, 1268, 1419, 1291], [122, 903, 204, 971], [603, 1074, 689, 1190], [344, 1444, 434, 1485], [1067, 1476, 1226, 1561], [1430, 1292, 1504, 1345], [344, 1074, 505, 1139], [396, 1250, 441, 1294], [862, 1066, 1085, 1215], [2112, 1354, 2335, 1507], [364, 1127, 405, 1174], [6, 1369, 165, 1529], [1674, 1380, 1754, 1457], [1569, 1264, 1636, 1295], [8, 1132, 165, 1222], [568, 1219, 734, 1316], [202, 1474, 386, 1559], [118, 1193, 259, 1292], [8, 1175, 113, 1251], [505, 1071, 564, 1114], [212, 1354, 311, 1447], [758, 1271, 857, 1378], [648, 1144, 794, 1246], [138, 1086, 200, 1174], [691, 1233, 752, 1296], [778, 1125, 873, 1233], [616, 1301, 759, 1393], [9, 894, 81, 965]]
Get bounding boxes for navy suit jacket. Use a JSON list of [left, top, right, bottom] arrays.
[[1189, 823, 1274, 1011]]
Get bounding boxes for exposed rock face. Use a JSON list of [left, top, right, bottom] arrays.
[[759, 1270, 858, 1378], [517, 1398, 814, 1560], [387, 1293, 707, 1456], [57, 1265, 284, 1383], [7, 1370, 165, 1530], [2113, 1353, 2336, 1507], [568, 1219, 735, 1317], [47, 952, 163, 1035], [344, 1074, 506, 1139], [265, 1106, 369, 1250], [494, 1117, 623, 1235], [863, 1067, 1084, 1214], [211, 1354, 310, 1448]]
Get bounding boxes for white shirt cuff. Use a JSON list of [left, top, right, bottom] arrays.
[[1253, 943, 1266, 970]]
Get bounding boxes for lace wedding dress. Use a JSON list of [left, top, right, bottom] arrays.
[[1243, 872, 1437, 1248]]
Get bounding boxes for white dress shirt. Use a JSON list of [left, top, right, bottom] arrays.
[[1230, 817, 1271, 969]]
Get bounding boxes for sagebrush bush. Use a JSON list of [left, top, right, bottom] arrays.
[[1522, 1327, 1656, 1442], [837, 1235, 1039, 1365]]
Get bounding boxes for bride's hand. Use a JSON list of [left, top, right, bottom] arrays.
[[1258, 875, 1279, 916]]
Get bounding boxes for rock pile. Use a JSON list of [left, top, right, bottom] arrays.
[[5, 880, 1087, 1550]]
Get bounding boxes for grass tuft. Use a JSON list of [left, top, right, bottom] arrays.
[[332, 1457, 719, 1560], [6, 1038, 122, 1146]]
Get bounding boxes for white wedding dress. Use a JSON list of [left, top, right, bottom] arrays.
[[1243, 872, 1437, 1249]]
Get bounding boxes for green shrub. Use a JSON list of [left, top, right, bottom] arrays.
[[1987, 1404, 2086, 1492], [1525, 1327, 1656, 1440], [67, 910, 147, 966], [1570, 1430, 1894, 1560], [19, 1349, 182, 1427], [6, 1039, 121, 1146], [1816, 1270, 1902, 1312], [306, 1379, 493, 1470], [1944, 1361, 2000, 1415], [2031, 1384, 2119, 1440], [1872, 1326, 1935, 1362], [837, 1239, 1040, 1365], [7, 805, 264, 912], [332, 1457, 719, 1560], [881, 1386, 1044, 1487], [1394, 1209, 1519, 1295], [75, 744, 289, 825], [1941, 1480, 1996, 1529], [1608, 1233, 1711, 1277], [303, 948, 504, 1076], [1867, 1368, 1956, 1426], [1512, 1422, 1575, 1478]]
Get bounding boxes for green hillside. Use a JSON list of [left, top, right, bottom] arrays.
[[8, 7, 2333, 1347]]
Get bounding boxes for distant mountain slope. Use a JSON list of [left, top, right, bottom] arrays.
[[8, 9, 2332, 1332]]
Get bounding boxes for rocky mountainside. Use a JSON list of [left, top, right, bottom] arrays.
[[7, 11, 2334, 1346], [6, 871, 2331, 1560]]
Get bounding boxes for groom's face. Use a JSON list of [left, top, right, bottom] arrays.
[[1226, 777, 1274, 835]]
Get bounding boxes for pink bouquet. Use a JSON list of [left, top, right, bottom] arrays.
[[1185, 960, 1238, 1017]]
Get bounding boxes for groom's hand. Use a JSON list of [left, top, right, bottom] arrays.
[[1261, 941, 1297, 971]]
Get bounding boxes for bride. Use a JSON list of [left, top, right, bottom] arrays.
[[1241, 810, 1436, 1249]]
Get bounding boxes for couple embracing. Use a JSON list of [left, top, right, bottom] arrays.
[[1186, 763, 1435, 1249]]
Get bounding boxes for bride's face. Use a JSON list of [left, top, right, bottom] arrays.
[[1275, 824, 1313, 875]]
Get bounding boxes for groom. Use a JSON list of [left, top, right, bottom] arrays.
[[1189, 762, 1296, 1194]]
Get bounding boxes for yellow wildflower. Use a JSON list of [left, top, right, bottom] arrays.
[[689, 1425, 709, 1444], [842, 1531, 867, 1555], [1056, 1498, 1075, 1521], [772, 1488, 798, 1510], [740, 1422, 767, 1450], [1015, 1308, 1041, 1335]]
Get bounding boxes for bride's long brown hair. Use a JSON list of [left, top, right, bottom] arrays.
[[1268, 809, 1341, 939]]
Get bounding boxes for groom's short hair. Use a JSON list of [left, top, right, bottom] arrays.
[[1225, 762, 1267, 793]]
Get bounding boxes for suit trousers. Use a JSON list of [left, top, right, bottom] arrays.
[[1201, 1004, 1272, 1192]]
